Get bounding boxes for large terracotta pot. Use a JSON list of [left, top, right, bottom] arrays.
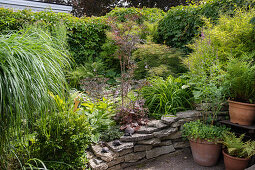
[[223, 150, 250, 170], [189, 139, 221, 166], [228, 100, 255, 126]]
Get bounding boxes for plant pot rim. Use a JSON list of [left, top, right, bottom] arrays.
[[189, 138, 220, 145], [228, 100, 255, 106], [222, 149, 250, 161]]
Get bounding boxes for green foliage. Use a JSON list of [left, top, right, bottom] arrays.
[[132, 43, 187, 79], [141, 76, 193, 119], [182, 120, 229, 142], [33, 93, 92, 169], [100, 126, 124, 142], [106, 7, 165, 23], [0, 26, 69, 168], [186, 9, 255, 74], [0, 8, 108, 65], [224, 58, 255, 103], [82, 97, 116, 143], [66, 61, 106, 88], [222, 132, 255, 158], [154, 0, 255, 52], [99, 39, 120, 73]]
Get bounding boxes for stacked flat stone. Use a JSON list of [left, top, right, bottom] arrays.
[[88, 110, 202, 170]]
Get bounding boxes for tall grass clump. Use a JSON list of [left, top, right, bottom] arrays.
[[141, 76, 193, 119], [0, 25, 70, 168]]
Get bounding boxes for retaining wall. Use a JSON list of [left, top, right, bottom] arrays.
[[88, 109, 228, 170]]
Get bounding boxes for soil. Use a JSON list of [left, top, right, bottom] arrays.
[[124, 148, 225, 170]]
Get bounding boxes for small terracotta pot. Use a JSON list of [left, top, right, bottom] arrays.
[[189, 139, 221, 166], [228, 100, 255, 126], [223, 150, 250, 170]]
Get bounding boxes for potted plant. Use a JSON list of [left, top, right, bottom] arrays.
[[222, 132, 255, 170], [224, 58, 255, 125], [182, 120, 228, 166]]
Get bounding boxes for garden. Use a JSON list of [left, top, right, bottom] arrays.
[[1, 0, 255, 169]]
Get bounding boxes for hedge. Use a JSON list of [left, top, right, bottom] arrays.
[[0, 8, 108, 65], [154, 0, 255, 53]]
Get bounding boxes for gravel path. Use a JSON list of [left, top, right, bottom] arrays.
[[125, 148, 225, 170]]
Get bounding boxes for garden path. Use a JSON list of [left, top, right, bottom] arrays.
[[125, 148, 225, 170]]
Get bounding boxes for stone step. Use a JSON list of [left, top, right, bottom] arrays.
[[153, 127, 178, 138], [106, 141, 134, 156], [147, 120, 168, 129], [91, 144, 118, 162], [89, 158, 108, 170], [120, 133, 153, 142]]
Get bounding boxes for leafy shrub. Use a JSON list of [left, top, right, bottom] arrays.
[[33, 93, 92, 169], [82, 97, 116, 143], [186, 9, 255, 74], [106, 7, 165, 23], [0, 8, 108, 65], [141, 76, 193, 119], [182, 120, 229, 142], [100, 125, 124, 142], [224, 58, 255, 103], [223, 132, 255, 158], [132, 43, 187, 79], [154, 0, 254, 52], [0, 25, 69, 168]]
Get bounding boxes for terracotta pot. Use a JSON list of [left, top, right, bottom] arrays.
[[223, 150, 250, 170], [228, 100, 255, 126], [189, 139, 221, 166]]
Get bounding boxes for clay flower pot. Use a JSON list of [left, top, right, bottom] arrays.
[[223, 150, 250, 170], [189, 139, 221, 166], [228, 100, 255, 126]]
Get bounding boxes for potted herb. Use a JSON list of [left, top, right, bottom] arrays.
[[182, 120, 228, 166], [182, 72, 229, 166], [222, 132, 255, 170], [224, 58, 255, 125]]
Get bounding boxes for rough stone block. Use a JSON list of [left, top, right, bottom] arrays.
[[173, 141, 190, 149], [137, 138, 161, 145], [162, 131, 182, 140], [108, 164, 121, 170], [119, 148, 133, 156], [120, 133, 153, 142], [91, 145, 117, 162], [89, 158, 108, 170], [124, 152, 146, 162], [107, 156, 124, 167], [147, 120, 168, 129], [134, 145, 152, 152], [136, 126, 159, 134], [161, 115, 178, 125], [106, 141, 133, 153], [153, 127, 178, 138], [176, 110, 201, 119], [146, 145, 175, 159], [157, 140, 172, 146]]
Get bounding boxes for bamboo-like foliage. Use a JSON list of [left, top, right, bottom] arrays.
[[0, 25, 70, 165]]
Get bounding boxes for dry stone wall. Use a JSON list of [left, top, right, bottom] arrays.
[[87, 110, 198, 169], [88, 109, 229, 169]]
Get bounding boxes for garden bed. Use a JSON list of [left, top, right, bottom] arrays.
[[88, 110, 228, 169]]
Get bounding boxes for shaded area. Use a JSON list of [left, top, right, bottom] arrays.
[[125, 148, 224, 170]]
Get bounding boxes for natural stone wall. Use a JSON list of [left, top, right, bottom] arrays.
[[88, 110, 203, 170], [88, 108, 229, 170]]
